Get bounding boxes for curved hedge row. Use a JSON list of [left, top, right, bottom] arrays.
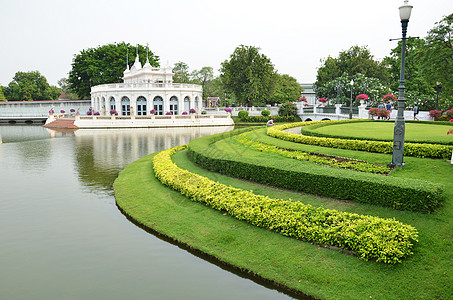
[[153, 145, 419, 264], [235, 130, 392, 174], [187, 130, 444, 212], [268, 121, 453, 159], [300, 119, 453, 145]]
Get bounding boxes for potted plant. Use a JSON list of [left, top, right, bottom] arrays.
[[318, 98, 327, 106], [182, 111, 188, 115], [225, 107, 232, 113], [189, 108, 196, 114], [150, 109, 156, 115]]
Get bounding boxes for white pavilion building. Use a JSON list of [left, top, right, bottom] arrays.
[[90, 55, 203, 116]]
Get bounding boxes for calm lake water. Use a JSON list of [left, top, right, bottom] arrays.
[[0, 125, 298, 300]]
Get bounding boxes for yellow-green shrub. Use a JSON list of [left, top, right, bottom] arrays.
[[153, 145, 419, 264]]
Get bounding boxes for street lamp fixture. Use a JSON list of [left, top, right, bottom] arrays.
[[349, 79, 354, 119], [391, 0, 413, 167], [434, 82, 442, 111]]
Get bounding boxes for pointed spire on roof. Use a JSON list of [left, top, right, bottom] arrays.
[[143, 43, 152, 69], [123, 47, 131, 75], [131, 44, 142, 72]]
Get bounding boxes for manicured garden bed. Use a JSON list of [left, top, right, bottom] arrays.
[[114, 122, 453, 299]]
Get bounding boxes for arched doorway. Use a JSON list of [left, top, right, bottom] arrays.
[[153, 96, 163, 115], [170, 96, 178, 115], [184, 96, 190, 112], [110, 97, 116, 112], [121, 96, 130, 115], [137, 96, 147, 115]]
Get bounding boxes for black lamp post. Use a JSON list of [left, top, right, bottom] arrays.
[[349, 79, 354, 119], [391, 0, 413, 167], [434, 82, 442, 111]]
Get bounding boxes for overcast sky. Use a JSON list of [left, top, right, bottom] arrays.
[[0, 0, 452, 87]]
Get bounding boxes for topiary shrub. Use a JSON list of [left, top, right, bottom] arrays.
[[278, 102, 297, 116], [261, 109, 271, 117], [238, 110, 249, 118]]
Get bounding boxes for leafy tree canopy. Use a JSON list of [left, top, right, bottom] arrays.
[[383, 38, 436, 110], [0, 86, 7, 101], [417, 13, 453, 109], [4, 71, 60, 101], [316, 73, 391, 107], [172, 61, 191, 83], [271, 74, 303, 104], [315, 45, 390, 89], [220, 45, 277, 106], [68, 42, 159, 99]]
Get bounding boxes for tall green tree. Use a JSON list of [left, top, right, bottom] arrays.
[[316, 73, 391, 107], [220, 45, 276, 106], [0, 86, 6, 101], [418, 13, 453, 109], [68, 42, 159, 99], [271, 74, 303, 104], [5, 71, 60, 101], [172, 61, 191, 83], [58, 78, 79, 99], [315, 45, 390, 89], [383, 38, 435, 110], [191, 66, 214, 100]]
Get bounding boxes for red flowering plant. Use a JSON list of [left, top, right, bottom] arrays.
[[368, 107, 379, 119], [356, 94, 369, 101], [383, 94, 397, 102], [445, 109, 453, 121], [378, 109, 390, 119], [447, 119, 453, 135], [318, 98, 327, 104], [299, 96, 307, 102], [429, 110, 442, 121]]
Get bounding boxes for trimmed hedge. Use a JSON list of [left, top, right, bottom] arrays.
[[153, 145, 419, 264], [187, 129, 444, 212], [300, 119, 453, 145], [240, 115, 297, 122], [235, 131, 392, 174], [268, 121, 453, 159]]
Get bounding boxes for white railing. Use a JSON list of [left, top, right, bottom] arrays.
[[91, 82, 203, 92]]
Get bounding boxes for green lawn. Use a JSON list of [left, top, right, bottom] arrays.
[[306, 121, 453, 144], [114, 123, 453, 299]]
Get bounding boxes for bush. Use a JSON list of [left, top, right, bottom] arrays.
[[156, 145, 419, 263], [291, 120, 453, 158], [189, 108, 196, 114], [182, 111, 188, 115], [240, 115, 296, 123], [261, 109, 271, 117], [150, 109, 156, 115], [188, 130, 444, 213], [278, 102, 297, 116], [445, 109, 453, 121], [429, 110, 442, 121], [225, 107, 232, 113], [237, 110, 249, 118]]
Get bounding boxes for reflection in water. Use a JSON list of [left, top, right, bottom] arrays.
[[73, 127, 233, 194], [0, 125, 297, 300]]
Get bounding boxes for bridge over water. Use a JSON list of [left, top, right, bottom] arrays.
[[0, 100, 91, 124]]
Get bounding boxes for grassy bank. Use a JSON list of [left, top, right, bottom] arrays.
[[114, 126, 453, 299]]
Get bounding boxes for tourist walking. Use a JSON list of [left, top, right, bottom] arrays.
[[378, 102, 384, 119], [385, 101, 392, 120], [413, 104, 419, 120]]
